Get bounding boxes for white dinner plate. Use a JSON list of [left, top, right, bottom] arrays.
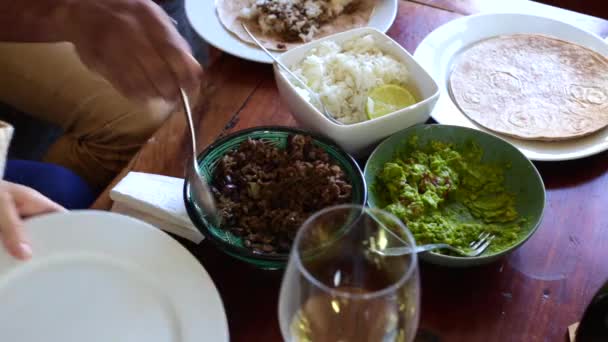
[[186, 0, 398, 64], [0, 211, 228, 342], [414, 13, 608, 161]]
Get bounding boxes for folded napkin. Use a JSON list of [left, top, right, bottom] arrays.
[[109, 172, 204, 243]]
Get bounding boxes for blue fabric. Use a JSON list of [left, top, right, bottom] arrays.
[[4, 160, 96, 210]]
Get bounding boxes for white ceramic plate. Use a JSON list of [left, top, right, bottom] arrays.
[[0, 211, 229, 342], [185, 0, 398, 64], [414, 13, 608, 161]]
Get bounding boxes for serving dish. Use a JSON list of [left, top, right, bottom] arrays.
[[185, 0, 398, 64], [414, 12, 608, 161], [364, 124, 546, 267], [184, 126, 367, 269], [275, 27, 440, 157]]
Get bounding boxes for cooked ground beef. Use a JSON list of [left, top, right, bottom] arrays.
[[256, 0, 327, 42], [249, 0, 358, 42], [212, 134, 353, 254]]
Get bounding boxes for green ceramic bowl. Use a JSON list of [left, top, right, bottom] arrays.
[[364, 124, 545, 267], [184, 126, 367, 270]]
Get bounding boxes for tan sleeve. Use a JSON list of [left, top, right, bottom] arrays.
[[0, 121, 13, 178]]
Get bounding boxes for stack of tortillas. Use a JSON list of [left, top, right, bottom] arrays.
[[449, 34, 608, 141]]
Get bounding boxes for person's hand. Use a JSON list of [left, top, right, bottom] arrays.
[[58, 0, 202, 102], [0, 181, 66, 260]]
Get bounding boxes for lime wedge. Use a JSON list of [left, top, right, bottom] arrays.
[[366, 84, 417, 120]]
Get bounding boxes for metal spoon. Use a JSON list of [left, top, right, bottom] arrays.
[[241, 23, 343, 125], [179, 88, 222, 227]]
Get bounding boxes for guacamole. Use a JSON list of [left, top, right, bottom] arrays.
[[375, 139, 524, 255]]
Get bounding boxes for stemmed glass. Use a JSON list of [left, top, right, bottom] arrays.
[[278, 205, 420, 342]]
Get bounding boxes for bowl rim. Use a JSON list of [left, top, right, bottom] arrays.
[[183, 125, 368, 262], [363, 123, 547, 262], [274, 27, 441, 129]]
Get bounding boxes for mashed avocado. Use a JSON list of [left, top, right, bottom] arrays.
[[375, 139, 524, 255]]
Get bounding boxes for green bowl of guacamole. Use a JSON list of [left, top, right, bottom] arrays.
[[364, 124, 545, 267]]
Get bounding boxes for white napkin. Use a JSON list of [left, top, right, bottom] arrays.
[[109, 172, 204, 243]]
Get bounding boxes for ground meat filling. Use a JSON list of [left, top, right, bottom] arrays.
[[250, 0, 353, 42], [212, 134, 353, 254]]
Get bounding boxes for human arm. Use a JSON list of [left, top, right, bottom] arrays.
[[0, 0, 201, 101], [0, 121, 65, 260], [0, 180, 66, 260]]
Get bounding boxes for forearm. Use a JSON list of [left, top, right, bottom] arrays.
[[0, 0, 69, 42]]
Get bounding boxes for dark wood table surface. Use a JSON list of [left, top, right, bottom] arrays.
[[93, 1, 608, 340]]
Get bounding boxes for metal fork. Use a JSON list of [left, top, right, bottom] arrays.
[[373, 232, 496, 257]]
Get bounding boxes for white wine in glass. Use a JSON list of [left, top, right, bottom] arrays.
[[279, 205, 420, 342]]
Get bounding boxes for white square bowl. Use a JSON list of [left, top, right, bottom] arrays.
[[274, 27, 440, 157]]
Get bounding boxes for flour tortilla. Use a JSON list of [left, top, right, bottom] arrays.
[[449, 34, 608, 141], [216, 0, 377, 51]]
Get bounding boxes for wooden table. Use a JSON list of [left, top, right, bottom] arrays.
[[93, 1, 608, 340]]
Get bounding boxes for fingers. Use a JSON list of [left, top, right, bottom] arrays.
[[67, 0, 202, 103], [89, 54, 157, 101], [162, 47, 202, 95], [107, 55, 158, 101], [75, 27, 168, 101], [101, 14, 200, 102], [134, 43, 180, 100], [10, 183, 66, 217], [0, 186, 31, 260], [141, 4, 203, 95], [0, 182, 66, 260]]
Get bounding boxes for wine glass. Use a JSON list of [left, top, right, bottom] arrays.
[[278, 204, 420, 342]]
